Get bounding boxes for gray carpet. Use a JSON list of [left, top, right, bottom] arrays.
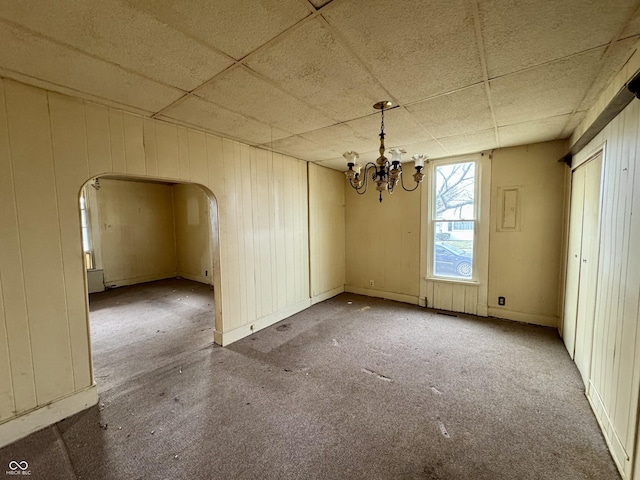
[[88, 278, 215, 393], [0, 281, 621, 479]]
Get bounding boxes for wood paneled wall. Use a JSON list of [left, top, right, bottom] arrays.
[[309, 163, 345, 302], [571, 98, 640, 479], [0, 78, 326, 430]]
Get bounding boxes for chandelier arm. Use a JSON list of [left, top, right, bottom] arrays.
[[351, 162, 377, 194], [400, 170, 421, 192]]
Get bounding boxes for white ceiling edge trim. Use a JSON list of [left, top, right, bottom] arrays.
[[0, 70, 154, 117], [570, 42, 640, 150]]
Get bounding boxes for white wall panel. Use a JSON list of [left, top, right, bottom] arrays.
[[308, 163, 345, 302], [240, 144, 256, 324], [0, 274, 15, 421], [48, 92, 92, 390], [123, 114, 145, 176], [143, 118, 158, 177], [85, 103, 112, 177], [108, 109, 126, 174], [572, 98, 640, 479], [187, 130, 207, 183], [155, 122, 179, 180], [0, 78, 326, 438], [177, 126, 190, 181], [4, 80, 74, 405], [0, 80, 36, 414]]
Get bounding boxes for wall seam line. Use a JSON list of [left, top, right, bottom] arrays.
[[46, 91, 77, 391], [2, 80, 37, 409]]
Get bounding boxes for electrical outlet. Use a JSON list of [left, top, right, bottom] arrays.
[[498, 296, 506, 306], [369, 280, 375, 287]]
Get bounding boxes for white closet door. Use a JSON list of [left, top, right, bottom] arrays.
[[563, 164, 586, 359], [574, 153, 602, 386]]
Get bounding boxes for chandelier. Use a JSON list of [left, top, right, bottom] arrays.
[[344, 101, 427, 202]]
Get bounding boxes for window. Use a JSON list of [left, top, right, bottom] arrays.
[[80, 188, 94, 269], [431, 161, 477, 280]]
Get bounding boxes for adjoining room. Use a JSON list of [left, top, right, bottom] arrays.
[[81, 178, 217, 392]]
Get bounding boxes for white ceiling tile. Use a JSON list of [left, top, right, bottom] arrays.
[[0, 1, 233, 91], [126, 0, 311, 60], [322, 0, 483, 104], [621, 11, 640, 37], [437, 129, 498, 156], [245, 19, 390, 120], [491, 48, 605, 126], [344, 108, 433, 149], [300, 123, 368, 156], [161, 96, 291, 145], [480, 0, 637, 77], [498, 115, 572, 148], [406, 84, 494, 138], [0, 22, 184, 112], [195, 67, 336, 134], [294, 109, 444, 163], [313, 157, 350, 171], [263, 135, 341, 162], [561, 111, 587, 138], [579, 36, 639, 111], [400, 140, 450, 160]]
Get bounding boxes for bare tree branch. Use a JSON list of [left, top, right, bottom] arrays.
[[435, 163, 474, 217]]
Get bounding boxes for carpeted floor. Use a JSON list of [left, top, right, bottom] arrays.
[[88, 278, 215, 393], [0, 280, 621, 479]]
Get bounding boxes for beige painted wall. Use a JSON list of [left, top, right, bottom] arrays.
[[488, 141, 568, 327], [570, 99, 640, 480], [97, 179, 177, 286], [0, 77, 335, 443], [173, 183, 212, 285], [345, 178, 421, 302], [309, 163, 345, 302]]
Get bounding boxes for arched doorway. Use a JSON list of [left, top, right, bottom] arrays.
[[79, 175, 222, 392]]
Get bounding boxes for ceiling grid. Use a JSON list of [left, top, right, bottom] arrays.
[[0, 0, 638, 169]]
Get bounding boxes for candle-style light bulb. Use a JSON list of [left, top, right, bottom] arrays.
[[412, 154, 427, 169], [343, 151, 359, 167]]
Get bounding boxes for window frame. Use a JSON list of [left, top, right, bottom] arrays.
[[80, 187, 94, 270], [427, 157, 480, 283]]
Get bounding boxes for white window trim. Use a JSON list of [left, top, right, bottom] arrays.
[[427, 157, 480, 282], [419, 152, 491, 314]]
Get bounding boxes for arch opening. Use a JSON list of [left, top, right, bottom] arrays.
[[78, 174, 222, 392]]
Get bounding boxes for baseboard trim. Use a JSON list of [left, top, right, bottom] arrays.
[[487, 307, 558, 327], [214, 298, 312, 346], [176, 272, 213, 286], [0, 385, 98, 448], [103, 272, 177, 288], [344, 286, 420, 305], [311, 286, 344, 305], [587, 382, 630, 479]]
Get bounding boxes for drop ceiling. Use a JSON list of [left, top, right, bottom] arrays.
[[0, 0, 638, 170]]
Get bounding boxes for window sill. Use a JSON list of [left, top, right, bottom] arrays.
[[425, 276, 479, 286]]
